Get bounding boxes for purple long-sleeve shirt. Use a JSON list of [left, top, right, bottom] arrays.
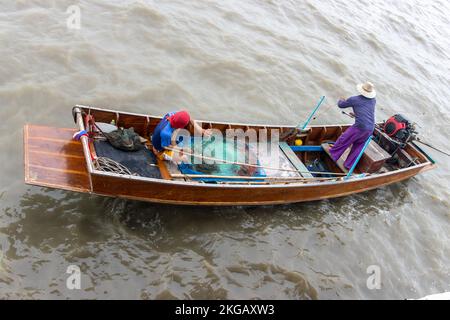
[[338, 95, 376, 131]]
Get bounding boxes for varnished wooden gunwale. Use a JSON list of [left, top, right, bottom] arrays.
[[23, 106, 436, 206], [76, 104, 356, 140], [87, 162, 434, 205]]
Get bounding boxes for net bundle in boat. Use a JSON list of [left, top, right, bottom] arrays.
[[178, 138, 265, 179]]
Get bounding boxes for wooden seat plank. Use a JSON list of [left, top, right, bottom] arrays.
[[321, 143, 349, 173], [156, 157, 172, 180], [279, 142, 313, 178]]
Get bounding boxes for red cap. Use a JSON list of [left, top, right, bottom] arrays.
[[169, 110, 190, 129]]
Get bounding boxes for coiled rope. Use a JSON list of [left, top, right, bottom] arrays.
[[94, 157, 136, 176]]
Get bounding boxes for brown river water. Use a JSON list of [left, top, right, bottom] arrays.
[[0, 0, 449, 299]]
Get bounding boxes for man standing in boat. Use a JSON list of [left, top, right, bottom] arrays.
[[330, 81, 376, 169], [151, 110, 209, 162]]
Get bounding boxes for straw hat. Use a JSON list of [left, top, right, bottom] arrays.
[[357, 81, 376, 99]]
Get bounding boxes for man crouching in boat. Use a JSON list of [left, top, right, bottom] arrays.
[[330, 81, 376, 170], [151, 110, 209, 162]]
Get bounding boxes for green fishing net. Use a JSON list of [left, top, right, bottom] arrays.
[[180, 138, 263, 177]]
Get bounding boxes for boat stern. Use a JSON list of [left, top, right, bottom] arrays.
[[23, 124, 92, 193]]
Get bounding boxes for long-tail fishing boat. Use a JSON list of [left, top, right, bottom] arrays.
[[23, 105, 436, 206]]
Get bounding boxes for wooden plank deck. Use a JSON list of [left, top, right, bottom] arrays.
[[24, 124, 91, 192]]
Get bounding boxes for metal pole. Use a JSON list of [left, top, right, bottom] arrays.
[[300, 96, 325, 130], [415, 139, 450, 157], [345, 136, 372, 179]]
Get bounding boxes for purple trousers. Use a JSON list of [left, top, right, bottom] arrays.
[[330, 125, 372, 169]]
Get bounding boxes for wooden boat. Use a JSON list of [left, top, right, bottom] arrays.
[[23, 105, 436, 206]]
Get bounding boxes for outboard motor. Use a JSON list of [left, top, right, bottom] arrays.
[[383, 114, 416, 144], [381, 114, 420, 167]]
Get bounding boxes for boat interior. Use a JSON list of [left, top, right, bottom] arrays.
[[22, 105, 434, 197], [69, 106, 431, 185]]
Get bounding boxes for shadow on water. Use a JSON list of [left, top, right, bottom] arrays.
[[88, 179, 413, 241], [9, 178, 414, 250]]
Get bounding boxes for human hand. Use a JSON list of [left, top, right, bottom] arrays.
[[203, 129, 213, 137], [339, 96, 346, 101], [180, 154, 189, 163], [173, 150, 188, 164]]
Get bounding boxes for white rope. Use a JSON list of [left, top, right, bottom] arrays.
[[94, 157, 136, 176]]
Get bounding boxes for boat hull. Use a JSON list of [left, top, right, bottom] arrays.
[[23, 106, 436, 206], [87, 163, 433, 205]]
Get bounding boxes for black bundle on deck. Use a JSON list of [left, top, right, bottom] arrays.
[[93, 140, 161, 178]]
